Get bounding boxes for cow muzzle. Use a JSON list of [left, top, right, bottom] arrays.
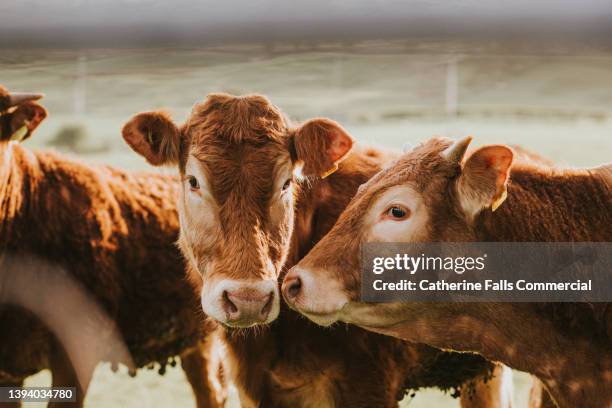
[[282, 266, 349, 326], [202, 279, 279, 327]]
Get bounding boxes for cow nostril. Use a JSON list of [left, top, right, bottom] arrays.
[[260, 292, 274, 319], [222, 291, 238, 315], [286, 277, 302, 300]]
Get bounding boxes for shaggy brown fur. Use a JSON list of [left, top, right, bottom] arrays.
[[123, 94, 502, 408], [0, 92, 224, 407], [287, 136, 612, 407]]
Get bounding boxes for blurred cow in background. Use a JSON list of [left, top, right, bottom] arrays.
[[0, 85, 225, 408]]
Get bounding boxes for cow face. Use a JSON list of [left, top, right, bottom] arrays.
[[0, 85, 46, 143], [122, 94, 353, 327], [282, 137, 513, 328]]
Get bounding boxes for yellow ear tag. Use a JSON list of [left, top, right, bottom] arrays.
[[10, 125, 28, 142], [491, 189, 508, 212], [321, 163, 338, 179]]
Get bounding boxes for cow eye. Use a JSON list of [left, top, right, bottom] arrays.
[[187, 175, 200, 190], [385, 205, 409, 220], [282, 178, 292, 192]]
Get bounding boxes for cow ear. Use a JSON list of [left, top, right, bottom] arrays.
[[293, 118, 354, 178], [5, 102, 48, 142], [456, 145, 514, 217], [122, 111, 181, 166]]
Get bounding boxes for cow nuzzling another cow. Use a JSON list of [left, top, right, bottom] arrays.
[[123, 94, 516, 407], [282, 136, 612, 408]]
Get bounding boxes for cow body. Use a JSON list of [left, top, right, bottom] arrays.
[[0, 140, 223, 407], [285, 136, 612, 407]]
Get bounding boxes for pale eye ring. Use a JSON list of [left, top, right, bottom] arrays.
[[384, 205, 410, 220], [186, 175, 200, 190]]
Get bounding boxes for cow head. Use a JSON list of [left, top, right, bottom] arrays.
[[122, 94, 353, 327], [282, 136, 513, 327], [0, 85, 46, 143]]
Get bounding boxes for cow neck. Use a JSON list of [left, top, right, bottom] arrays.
[[465, 165, 612, 405], [0, 142, 39, 248], [475, 165, 612, 243]]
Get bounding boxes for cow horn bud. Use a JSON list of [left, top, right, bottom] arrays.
[[442, 136, 472, 164], [8, 92, 44, 107]]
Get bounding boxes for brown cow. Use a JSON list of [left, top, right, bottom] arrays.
[[0, 86, 225, 407], [123, 94, 513, 407], [283, 136, 612, 407]]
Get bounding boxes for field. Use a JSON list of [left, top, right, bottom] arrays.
[[2, 39, 611, 407]]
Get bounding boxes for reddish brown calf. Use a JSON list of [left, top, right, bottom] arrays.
[[283, 136, 612, 408], [0, 86, 224, 408]]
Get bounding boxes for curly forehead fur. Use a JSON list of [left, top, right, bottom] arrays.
[[184, 93, 288, 151], [362, 137, 458, 194]]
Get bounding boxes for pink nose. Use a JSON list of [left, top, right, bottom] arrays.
[[221, 287, 275, 325]]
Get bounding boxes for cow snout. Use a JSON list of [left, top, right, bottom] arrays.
[[206, 280, 279, 327], [222, 288, 273, 322], [282, 268, 309, 308], [282, 266, 349, 326], [282, 273, 302, 302]]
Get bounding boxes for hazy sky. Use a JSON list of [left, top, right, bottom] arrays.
[[1, 0, 611, 46]]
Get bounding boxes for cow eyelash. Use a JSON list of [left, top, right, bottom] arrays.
[[384, 205, 410, 220], [281, 178, 292, 192], [185, 175, 200, 190]]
